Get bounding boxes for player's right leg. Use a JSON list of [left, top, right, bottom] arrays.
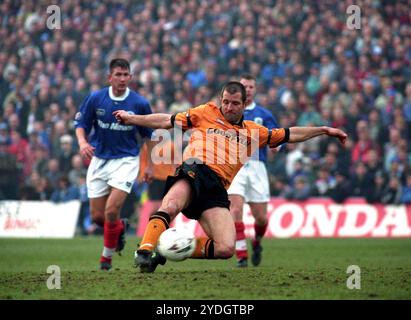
[[88, 156, 139, 271], [227, 166, 249, 267], [193, 206, 236, 259], [89, 196, 110, 270], [228, 194, 248, 267], [135, 178, 192, 272], [89, 196, 108, 228]]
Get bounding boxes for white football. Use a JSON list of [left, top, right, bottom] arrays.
[[157, 227, 195, 261]]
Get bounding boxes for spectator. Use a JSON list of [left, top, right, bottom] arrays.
[[0, 0, 409, 205], [285, 175, 311, 201], [350, 161, 373, 198], [381, 176, 402, 205], [313, 166, 336, 197], [68, 154, 87, 187], [0, 142, 19, 200], [400, 173, 411, 204], [169, 89, 191, 113], [57, 134, 76, 174], [50, 176, 79, 203], [328, 170, 352, 203], [44, 158, 61, 189]]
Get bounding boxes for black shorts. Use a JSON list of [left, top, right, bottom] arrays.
[[164, 159, 230, 220], [148, 179, 166, 201]]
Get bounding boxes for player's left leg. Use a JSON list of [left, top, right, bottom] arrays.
[[248, 202, 268, 266], [99, 188, 128, 270], [193, 207, 235, 259], [135, 179, 193, 272]]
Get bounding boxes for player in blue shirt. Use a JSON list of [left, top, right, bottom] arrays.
[[227, 74, 281, 268], [74, 58, 154, 271]]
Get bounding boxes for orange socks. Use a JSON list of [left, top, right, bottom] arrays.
[[191, 237, 215, 259], [139, 211, 170, 252]]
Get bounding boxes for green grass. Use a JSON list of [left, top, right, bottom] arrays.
[[0, 237, 410, 299]]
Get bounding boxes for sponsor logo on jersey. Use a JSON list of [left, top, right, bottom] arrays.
[[254, 117, 263, 125], [96, 109, 106, 116]]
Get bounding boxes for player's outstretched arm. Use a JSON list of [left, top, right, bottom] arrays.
[[288, 126, 347, 145], [113, 110, 172, 129]]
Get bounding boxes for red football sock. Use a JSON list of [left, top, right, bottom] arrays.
[[104, 220, 123, 249], [253, 221, 268, 246], [100, 220, 123, 263], [235, 222, 248, 260]]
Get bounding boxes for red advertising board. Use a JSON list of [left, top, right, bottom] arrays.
[[137, 198, 411, 238]]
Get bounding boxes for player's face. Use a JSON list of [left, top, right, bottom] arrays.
[[220, 91, 246, 124], [108, 67, 132, 96], [240, 78, 256, 106]]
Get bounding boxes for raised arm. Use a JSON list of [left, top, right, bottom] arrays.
[[288, 126, 347, 145], [113, 110, 172, 129]]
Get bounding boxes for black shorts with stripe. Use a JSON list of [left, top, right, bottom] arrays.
[[163, 159, 230, 220]]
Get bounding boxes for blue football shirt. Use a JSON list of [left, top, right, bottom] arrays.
[[74, 87, 153, 159], [244, 102, 280, 162]]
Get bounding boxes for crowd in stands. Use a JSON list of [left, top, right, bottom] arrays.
[[0, 0, 411, 222]]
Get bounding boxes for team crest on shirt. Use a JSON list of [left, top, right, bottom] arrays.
[[187, 170, 196, 179], [254, 117, 263, 125], [96, 109, 105, 116]]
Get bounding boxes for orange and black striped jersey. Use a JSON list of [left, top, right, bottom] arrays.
[[171, 102, 289, 189]]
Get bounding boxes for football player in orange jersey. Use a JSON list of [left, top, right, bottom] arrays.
[[114, 81, 347, 273]]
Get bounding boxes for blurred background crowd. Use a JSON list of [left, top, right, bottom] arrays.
[[0, 0, 411, 233]]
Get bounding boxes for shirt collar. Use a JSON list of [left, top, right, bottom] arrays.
[[245, 101, 256, 111], [109, 86, 130, 101]]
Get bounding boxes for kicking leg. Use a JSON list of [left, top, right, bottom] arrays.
[[136, 179, 193, 272]]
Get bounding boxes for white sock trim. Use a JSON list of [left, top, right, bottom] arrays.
[[102, 247, 116, 259], [235, 239, 248, 251]]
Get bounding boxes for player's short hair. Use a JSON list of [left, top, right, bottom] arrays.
[[220, 81, 246, 103], [240, 74, 256, 82], [109, 58, 130, 72]]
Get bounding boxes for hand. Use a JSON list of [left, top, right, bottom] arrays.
[[79, 141, 95, 160], [324, 127, 348, 145], [271, 145, 282, 154], [143, 166, 154, 183], [113, 110, 132, 124]]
